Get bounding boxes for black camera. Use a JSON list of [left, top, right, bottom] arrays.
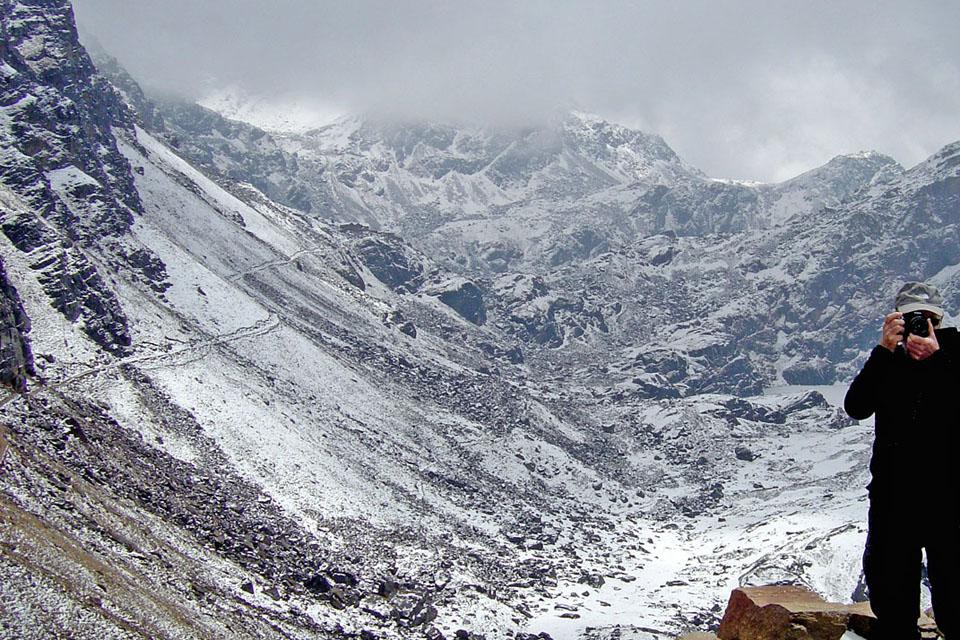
[[902, 311, 930, 339]]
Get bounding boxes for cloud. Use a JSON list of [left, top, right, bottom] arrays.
[[73, 0, 960, 181]]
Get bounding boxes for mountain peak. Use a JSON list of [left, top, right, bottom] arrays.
[[836, 149, 895, 162]]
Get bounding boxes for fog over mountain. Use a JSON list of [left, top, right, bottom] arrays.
[[72, 0, 960, 181]]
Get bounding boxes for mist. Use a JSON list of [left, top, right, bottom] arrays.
[[73, 0, 960, 182]]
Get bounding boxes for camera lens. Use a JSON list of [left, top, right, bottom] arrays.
[[903, 311, 929, 338]]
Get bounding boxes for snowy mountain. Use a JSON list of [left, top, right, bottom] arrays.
[[3, 2, 960, 639], [263, 113, 901, 274], [92, 78, 913, 391]]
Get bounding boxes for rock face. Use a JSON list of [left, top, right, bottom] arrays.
[[345, 225, 428, 293], [716, 586, 878, 640], [427, 278, 487, 325], [91, 45, 938, 393], [0, 0, 168, 354], [0, 255, 33, 391]]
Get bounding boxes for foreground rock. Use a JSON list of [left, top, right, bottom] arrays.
[[707, 585, 940, 640], [717, 585, 875, 639]]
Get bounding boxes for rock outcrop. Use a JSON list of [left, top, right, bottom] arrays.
[[427, 278, 487, 325], [717, 586, 876, 640], [683, 585, 942, 640], [0, 0, 169, 355], [0, 255, 33, 391]]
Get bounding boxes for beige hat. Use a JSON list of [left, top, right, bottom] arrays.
[[895, 281, 944, 316]]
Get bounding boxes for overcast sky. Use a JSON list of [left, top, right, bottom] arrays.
[[73, 0, 960, 182]]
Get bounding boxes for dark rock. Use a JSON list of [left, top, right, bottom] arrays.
[[0, 257, 34, 392], [264, 585, 282, 600], [578, 573, 605, 589], [423, 627, 446, 640], [505, 531, 525, 545], [629, 373, 681, 400], [430, 279, 487, 325], [781, 391, 830, 413], [353, 233, 425, 292], [327, 585, 360, 610], [718, 398, 785, 424], [378, 577, 400, 599], [330, 570, 359, 587], [708, 355, 764, 397], [708, 483, 724, 500], [335, 261, 367, 290], [0, 0, 170, 353], [392, 594, 439, 628], [304, 574, 332, 593], [478, 341, 524, 364], [783, 359, 836, 385], [408, 600, 438, 627]]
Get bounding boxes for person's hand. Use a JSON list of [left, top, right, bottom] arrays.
[[880, 312, 903, 352], [905, 318, 940, 361]]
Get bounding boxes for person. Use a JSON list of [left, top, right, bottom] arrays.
[[845, 281, 960, 639]]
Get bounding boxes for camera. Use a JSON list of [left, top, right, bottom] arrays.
[[902, 311, 930, 339]]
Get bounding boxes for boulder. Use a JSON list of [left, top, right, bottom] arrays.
[[427, 278, 487, 325], [353, 234, 426, 293], [734, 446, 759, 462], [716, 585, 876, 640]]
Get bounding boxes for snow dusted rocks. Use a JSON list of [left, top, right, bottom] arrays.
[[347, 225, 428, 293], [0, 0, 169, 354]]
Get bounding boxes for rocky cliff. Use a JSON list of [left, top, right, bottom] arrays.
[[0, 0, 168, 354], [0, 251, 32, 391]]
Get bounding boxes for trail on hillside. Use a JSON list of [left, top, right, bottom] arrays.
[[10, 314, 281, 402], [225, 247, 329, 283]]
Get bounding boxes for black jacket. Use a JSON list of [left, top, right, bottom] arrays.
[[845, 327, 960, 503]]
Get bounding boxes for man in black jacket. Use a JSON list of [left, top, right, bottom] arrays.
[[845, 281, 960, 639]]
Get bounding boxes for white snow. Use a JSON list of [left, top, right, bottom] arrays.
[[198, 86, 343, 134]]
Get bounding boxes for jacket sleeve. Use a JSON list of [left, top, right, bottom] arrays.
[[844, 345, 895, 420], [925, 330, 960, 381]]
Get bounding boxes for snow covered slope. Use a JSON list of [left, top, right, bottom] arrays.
[[2, 112, 873, 639]]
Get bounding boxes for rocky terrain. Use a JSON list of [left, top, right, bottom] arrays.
[[2, 1, 959, 639]]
